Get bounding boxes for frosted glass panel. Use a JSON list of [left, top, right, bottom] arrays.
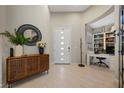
[[61, 31, 64, 34], [60, 42, 64, 45], [61, 47, 64, 50], [60, 52, 64, 55], [60, 36, 64, 39]]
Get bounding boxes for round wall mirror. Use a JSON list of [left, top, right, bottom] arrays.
[[17, 24, 42, 46]]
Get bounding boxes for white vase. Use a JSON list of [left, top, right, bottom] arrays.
[[15, 45, 23, 57]]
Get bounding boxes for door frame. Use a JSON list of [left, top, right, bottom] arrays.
[[53, 26, 72, 64]]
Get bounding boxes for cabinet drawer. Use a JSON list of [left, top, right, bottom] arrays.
[[27, 56, 39, 75]]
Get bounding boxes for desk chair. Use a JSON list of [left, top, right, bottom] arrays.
[[96, 57, 109, 68]]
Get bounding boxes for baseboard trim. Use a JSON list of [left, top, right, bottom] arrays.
[[0, 83, 8, 88], [54, 63, 70, 65], [0, 83, 2, 88]]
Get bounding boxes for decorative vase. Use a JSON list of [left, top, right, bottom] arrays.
[[15, 45, 23, 56], [39, 47, 44, 54], [10, 48, 14, 57]]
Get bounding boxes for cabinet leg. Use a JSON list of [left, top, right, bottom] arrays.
[[8, 84, 12, 88]]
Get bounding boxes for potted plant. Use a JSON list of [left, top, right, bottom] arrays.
[[0, 30, 30, 56], [36, 41, 47, 54]]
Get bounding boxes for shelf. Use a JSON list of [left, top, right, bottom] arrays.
[[94, 43, 104, 44], [94, 47, 104, 48], [94, 38, 103, 40], [94, 33, 104, 54], [106, 42, 115, 43], [106, 37, 115, 38]]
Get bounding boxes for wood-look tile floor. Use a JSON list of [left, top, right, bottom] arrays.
[[13, 64, 118, 88]]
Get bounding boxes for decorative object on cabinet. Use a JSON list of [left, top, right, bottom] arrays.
[[0, 30, 30, 57], [36, 41, 47, 54], [17, 24, 42, 46], [6, 54, 49, 87], [39, 48, 44, 54], [15, 45, 23, 56], [10, 48, 14, 57]]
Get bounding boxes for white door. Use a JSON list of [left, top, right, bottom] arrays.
[[53, 27, 71, 64]]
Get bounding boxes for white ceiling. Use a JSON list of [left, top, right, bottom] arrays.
[[49, 5, 90, 12], [89, 12, 114, 28]]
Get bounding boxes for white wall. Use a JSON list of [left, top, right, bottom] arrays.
[[89, 12, 114, 28], [81, 5, 113, 64], [6, 5, 51, 61], [0, 6, 7, 87], [51, 13, 82, 63]]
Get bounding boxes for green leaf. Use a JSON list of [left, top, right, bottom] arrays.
[[0, 30, 30, 45]]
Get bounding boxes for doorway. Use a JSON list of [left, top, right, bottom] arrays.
[[53, 27, 71, 64]]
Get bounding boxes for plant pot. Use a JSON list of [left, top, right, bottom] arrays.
[[39, 48, 44, 54], [15, 45, 23, 56]]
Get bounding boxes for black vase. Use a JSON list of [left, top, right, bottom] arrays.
[[39, 48, 44, 54], [10, 48, 14, 57]]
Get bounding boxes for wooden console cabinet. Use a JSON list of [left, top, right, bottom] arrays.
[[6, 54, 49, 87]]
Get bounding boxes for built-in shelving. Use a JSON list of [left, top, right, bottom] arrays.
[[105, 32, 115, 54], [93, 32, 115, 54], [94, 33, 104, 54]]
